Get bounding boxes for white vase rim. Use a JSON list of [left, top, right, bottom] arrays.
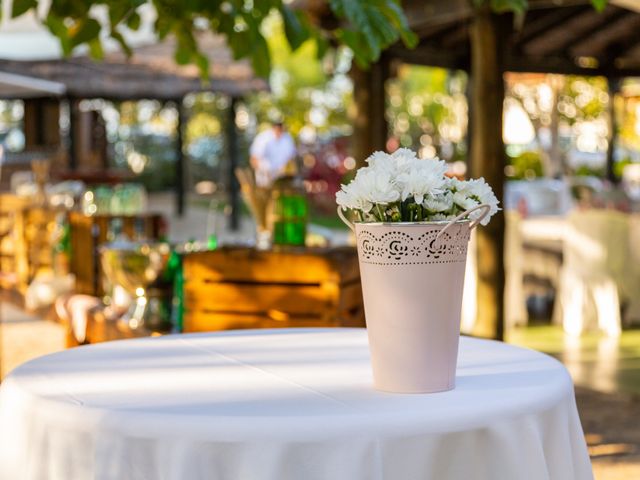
[[354, 219, 471, 227]]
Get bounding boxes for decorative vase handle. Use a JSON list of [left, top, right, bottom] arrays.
[[435, 204, 491, 244], [337, 206, 356, 233]]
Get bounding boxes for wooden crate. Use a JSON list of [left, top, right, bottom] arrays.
[[69, 212, 164, 296], [0, 194, 28, 289], [182, 247, 364, 332]]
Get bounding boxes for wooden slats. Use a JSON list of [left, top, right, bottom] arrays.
[[182, 247, 364, 333]]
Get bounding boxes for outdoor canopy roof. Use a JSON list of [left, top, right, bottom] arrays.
[[391, 0, 640, 77], [0, 71, 66, 99], [0, 34, 267, 101]]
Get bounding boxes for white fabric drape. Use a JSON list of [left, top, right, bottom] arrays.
[[0, 329, 593, 480]]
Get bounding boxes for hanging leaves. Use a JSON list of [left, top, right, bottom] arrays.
[[8, 0, 609, 80]]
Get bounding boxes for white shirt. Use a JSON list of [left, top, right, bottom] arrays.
[[250, 129, 296, 187]]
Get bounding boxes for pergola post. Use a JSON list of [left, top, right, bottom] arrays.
[[67, 98, 78, 171], [226, 97, 240, 231], [350, 56, 390, 165], [469, 7, 506, 340], [606, 77, 621, 183], [175, 98, 186, 217]]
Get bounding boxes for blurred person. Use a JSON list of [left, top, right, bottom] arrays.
[[250, 120, 297, 187]]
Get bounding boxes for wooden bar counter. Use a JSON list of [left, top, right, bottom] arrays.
[[182, 246, 364, 332]]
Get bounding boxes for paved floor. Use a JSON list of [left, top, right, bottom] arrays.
[[0, 302, 65, 378], [508, 326, 640, 396], [508, 326, 640, 479]]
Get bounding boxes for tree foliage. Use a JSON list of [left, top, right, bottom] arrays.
[[6, 0, 609, 79], [6, 0, 417, 79]]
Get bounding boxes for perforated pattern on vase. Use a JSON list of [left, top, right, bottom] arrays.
[[357, 226, 470, 265]]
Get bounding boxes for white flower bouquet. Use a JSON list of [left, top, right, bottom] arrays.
[[336, 149, 499, 226]]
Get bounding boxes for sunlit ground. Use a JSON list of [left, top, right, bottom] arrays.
[[508, 325, 640, 479], [507, 326, 640, 395]]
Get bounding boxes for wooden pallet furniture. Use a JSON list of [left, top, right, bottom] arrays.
[[1, 202, 63, 293], [181, 246, 364, 333], [68, 212, 164, 296]]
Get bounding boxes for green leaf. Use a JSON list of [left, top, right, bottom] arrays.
[[250, 34, 271, 78], [280, 7, 309, 51], [44, 13, 72, 56], [88, 38, 104, 60], [337, 29, 370, 69], [111, 30, 132, 56], [591, 0, 607, 12], [491, 0, 528, 14], [109, 4, 130, 27], [315, 33, 329, 60], [194, 52, 210, 82], [333, 0, 381, 60], [126, 11, 141, 31], [11, 0, 37, 18], [226, 30, 252, 59], [174, 46, 191, 65], [155, 15, 173, 40], [70, 18, 102, 46], [374, 0, 418, 48]]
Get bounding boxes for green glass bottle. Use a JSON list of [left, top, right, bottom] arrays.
[[271, 176, 308, 246]]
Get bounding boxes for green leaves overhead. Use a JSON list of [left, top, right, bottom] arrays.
[[8, 0, 418, 80], [6, 0, 609, 80], [330, 0, 418, 67], [11, 0, 37, 18]]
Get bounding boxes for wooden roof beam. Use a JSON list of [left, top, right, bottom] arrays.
[[522, 6, 626, 56], [585, 14, 640, 57], [561, 8, 634, 56], [385, 44, 469, 71], [513, 5, 590, 49], [504, 53, 640, 77]]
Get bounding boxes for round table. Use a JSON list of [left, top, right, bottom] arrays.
[[0, 329, 593, 480]]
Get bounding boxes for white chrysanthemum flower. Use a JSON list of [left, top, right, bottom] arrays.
[[357, 168, 401, 205], [423, 192, 453, 212], [365, 151, 394, 173], [396, 159, 448, 204], [452, 191, 479, 210], [463, 178, 500, 225], [336, 149, 498, 226], [336, 183, 373, 213]]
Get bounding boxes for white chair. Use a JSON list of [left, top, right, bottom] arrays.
[[625, 214, 640, 326], [504, 211, 528, 329], [555, 210, 630, 337]]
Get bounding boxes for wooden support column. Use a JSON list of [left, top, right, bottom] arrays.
[[24, 98, 61, 149], [67, 98, 78, 170], [606, 77, 621, 183], [469, 8, 506, 340], [350, 56, 390, 166], [226, 97, 240, 231], [175, 99, 186, 217]]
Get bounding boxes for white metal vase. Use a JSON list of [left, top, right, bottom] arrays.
[[339, 204, 490, 393]]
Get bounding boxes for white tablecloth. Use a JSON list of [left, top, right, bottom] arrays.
[[0, 329, 593, 480]]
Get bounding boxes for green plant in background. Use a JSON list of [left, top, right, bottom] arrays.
[[506, 151, 544, 180], [386, 66, 468, 161], [613, 157, 635, 179], [247, 14, 352, 139], [574, 165, 605, 177]]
